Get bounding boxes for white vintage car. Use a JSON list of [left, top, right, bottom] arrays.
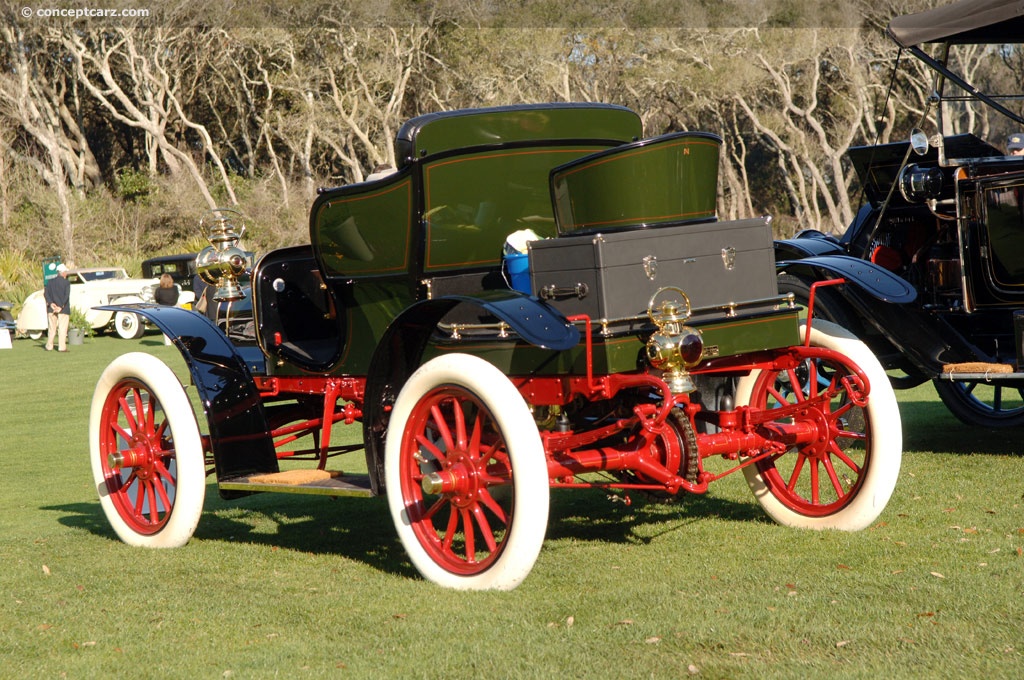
[[16, 267, 195, 339]]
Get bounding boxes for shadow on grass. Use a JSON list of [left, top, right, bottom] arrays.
[[43, 494, 418, 579], [544, 484, 768, 545], [899, 399, 1023, 456], [44, 483, 768, 577]]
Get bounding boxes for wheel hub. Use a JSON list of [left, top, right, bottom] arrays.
[[108, 432, 161, 479], [420, 451, 479, 506], [797, 404, 832, 459]]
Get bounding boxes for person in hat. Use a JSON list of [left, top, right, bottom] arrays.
[[1008, 133, 1024, 156], [43, 263, 71, 352]]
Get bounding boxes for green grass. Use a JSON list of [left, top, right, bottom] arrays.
[[2, 332, 1023, 678]]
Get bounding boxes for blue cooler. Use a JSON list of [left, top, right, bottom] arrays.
[[504, 252, 531, 294]]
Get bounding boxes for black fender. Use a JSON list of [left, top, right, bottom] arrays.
[[774, 231, 845, 260], [361, 291, 578, 494], [96, 304, 277, 490], [777, 255, 917, 304]]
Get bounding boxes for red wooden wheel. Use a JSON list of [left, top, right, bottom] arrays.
[[735, 320, 901, 530], [91, 353, 205, 547], [385, 354, 548, 590]]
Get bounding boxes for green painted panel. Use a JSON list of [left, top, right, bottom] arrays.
[[334, 281, 415, 374], [313, 178, 414, 278], [401, 104, 642, 160], [425, 310, 802, 379], [551, 132, 721, 234], [423, 147, 607, 271], [698, 311, 801, 358]]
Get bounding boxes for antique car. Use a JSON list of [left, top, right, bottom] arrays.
[[90, 103, 902, 590], [17, 266, 195, 339], [142, 252, 198, 291], [775, 0, 1024, 428]]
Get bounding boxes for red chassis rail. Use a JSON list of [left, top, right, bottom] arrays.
[[252, 309, 870, 500]]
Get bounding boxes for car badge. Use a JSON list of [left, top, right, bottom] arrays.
[[721, 246, 736, 271], [642, 255, 658, 280]]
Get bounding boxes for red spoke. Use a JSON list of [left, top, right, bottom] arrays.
[[751, 350, 876, 516], [470, 504, 498, 553], [430, 404, 455, 453], [478, 488, 509, 525], [767, 384, 790, 405], [145, 396, 157, 435], [115, 469, 137, 492], [133, 478, 147, 517], [145, 480, 162, 523], [467, 412, 482, 459], [111, 422, 133, 446], [786, 454, 807, 492], [461, 508, 476, 562], [786, 369, 805, 401], [421, 496, 446, 522], [414, 433, 447, 466], [441, 507, 459, 553], [118, 394, 140, 433], [153, 478, 172, 517], [806, 363, 819, 399], [152, 458, 176, 486], [399, 381, 521, 577], [833, 426, 866, 443], [453, 398, 468, 450], [831, 400, 854, 419], [488, 446, 509, 467], [821, 456, 847, 499], [828, 442, 861, 474], [478, 470, 509, 486], [810, 459, 820, 504]]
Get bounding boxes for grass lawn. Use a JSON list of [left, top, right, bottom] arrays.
[[1, 331, 1022, 678]]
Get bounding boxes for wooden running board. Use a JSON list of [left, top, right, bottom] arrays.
[[218, 471, 374, 497]]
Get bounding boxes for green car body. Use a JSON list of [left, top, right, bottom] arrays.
[[257, 103, 799, 378]]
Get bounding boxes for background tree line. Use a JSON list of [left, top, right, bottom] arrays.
[[0, 0, 1014, 299]]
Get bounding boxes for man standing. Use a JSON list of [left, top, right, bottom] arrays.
[[44, 263, 71, 352]]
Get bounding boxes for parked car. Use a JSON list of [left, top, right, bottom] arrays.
[[140, 249, 255, 339], [17, 267, 195, 339], [775, 0, 1024, 427], [90, 103, 902, 590], [142, 253, 198, 291]]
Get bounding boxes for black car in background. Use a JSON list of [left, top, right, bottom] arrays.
[[775, 0, 1024, 427], [141, 253, 198, 291]]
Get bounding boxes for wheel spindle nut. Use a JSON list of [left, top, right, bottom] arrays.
[[422, 471, 446, 495]]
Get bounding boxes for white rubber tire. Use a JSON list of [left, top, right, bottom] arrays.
[[735, 320, 901, 530], [114, 310, 146, 339], [90, 352, 205, 547], [385, 353, 549, 590]]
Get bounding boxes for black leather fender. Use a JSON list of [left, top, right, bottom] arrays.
[[774, 231, 845, 260], [777, 255, 917, 304], [361, 291, 578, 494], [96, 304, 277, 489]]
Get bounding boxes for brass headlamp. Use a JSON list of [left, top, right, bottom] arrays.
[[196, 208, 249, 302], [645, 287, 704, 394]]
